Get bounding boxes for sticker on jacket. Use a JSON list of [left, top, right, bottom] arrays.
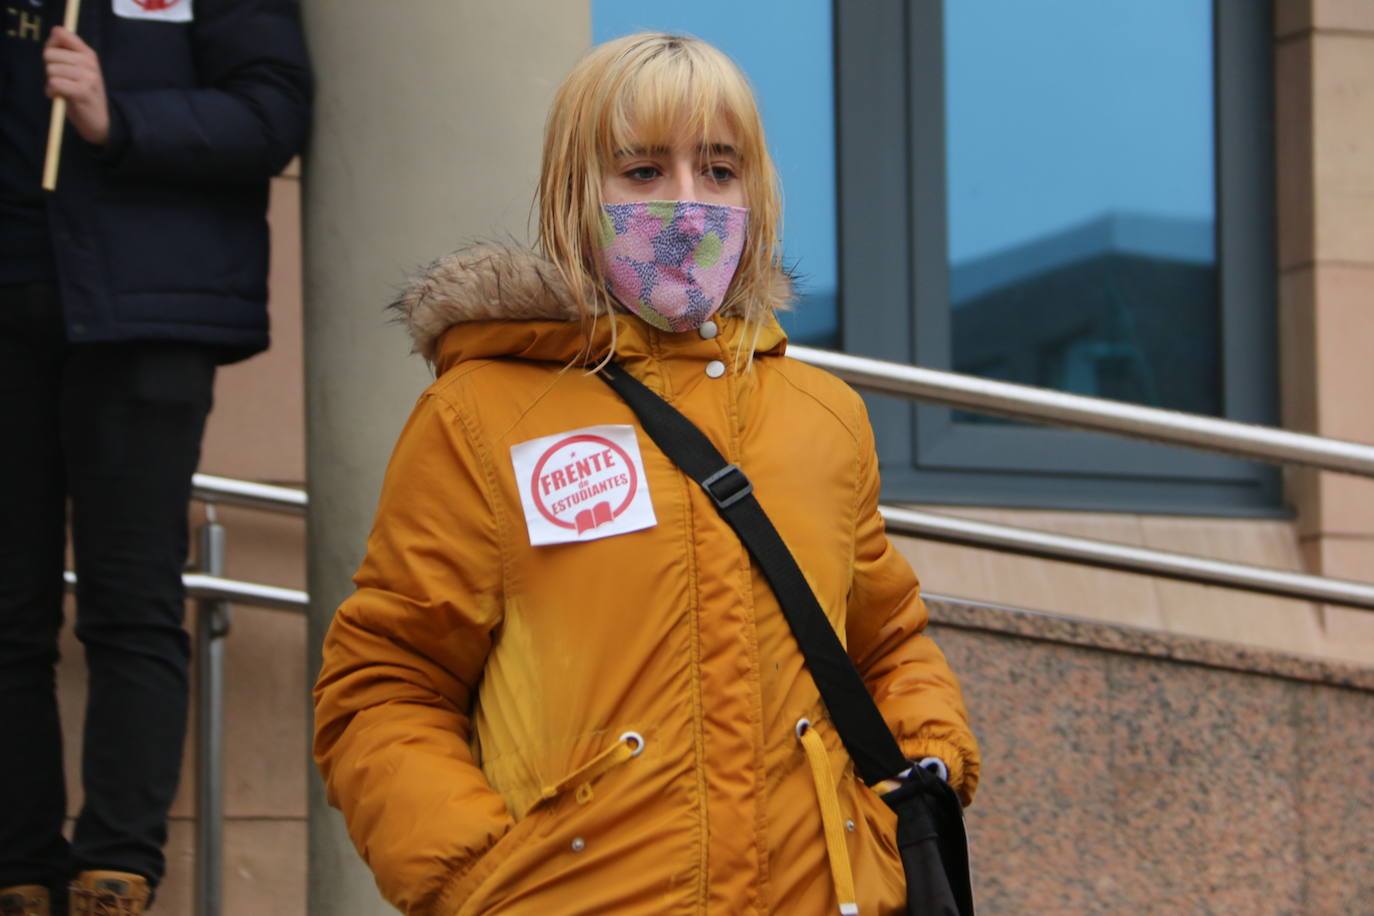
[[511, 425, 657, 546], [113, 0, 193, 23]]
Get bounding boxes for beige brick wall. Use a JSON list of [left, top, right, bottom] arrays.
[[1276, 0, 1374, 656]]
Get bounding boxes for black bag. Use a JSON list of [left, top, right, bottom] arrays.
[[880, 767, 972, 916], [599, 363, 975, 916]]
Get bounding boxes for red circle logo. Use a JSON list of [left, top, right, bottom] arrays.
[[530, 434, 638, 533]]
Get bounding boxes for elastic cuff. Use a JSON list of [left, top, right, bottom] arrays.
[[900, 736, 977, 804]]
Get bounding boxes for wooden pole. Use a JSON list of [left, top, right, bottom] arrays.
[[41, 0, 84, 191]]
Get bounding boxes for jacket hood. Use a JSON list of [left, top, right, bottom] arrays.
[[390, 244, 793, 371]]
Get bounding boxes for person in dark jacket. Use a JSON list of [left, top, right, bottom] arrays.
[[0, 1, 310, 913]]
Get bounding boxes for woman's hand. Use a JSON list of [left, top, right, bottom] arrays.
[[44, 26, 110, 146]]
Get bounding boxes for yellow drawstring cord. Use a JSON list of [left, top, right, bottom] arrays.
[[531, 731, 644, 813], [797, 719, 860, 916]]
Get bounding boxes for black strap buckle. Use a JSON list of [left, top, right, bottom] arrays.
[[701, 464, 753, 509]]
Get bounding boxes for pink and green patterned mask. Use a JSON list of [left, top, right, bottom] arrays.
[[597, 200, 749, 332]]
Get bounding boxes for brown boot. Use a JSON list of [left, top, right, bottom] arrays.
[[68, 871, 150, 916], [0, 885, 50, 916]]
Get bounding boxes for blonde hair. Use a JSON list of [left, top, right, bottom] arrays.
[[537, 32, 786, 359]]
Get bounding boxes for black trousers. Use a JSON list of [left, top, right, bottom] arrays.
[[0, 283, 216, 894]]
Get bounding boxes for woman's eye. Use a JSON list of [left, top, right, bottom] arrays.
[[706, 165, 736, 182], [625, 166, 659, 181]]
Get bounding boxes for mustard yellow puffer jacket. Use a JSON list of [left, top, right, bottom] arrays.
[[313, 247, 980, 916]]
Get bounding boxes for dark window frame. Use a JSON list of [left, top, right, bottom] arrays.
[[835, 0, 1281, 514]]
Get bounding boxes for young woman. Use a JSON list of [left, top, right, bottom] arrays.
[[313, 32, 979, 916]]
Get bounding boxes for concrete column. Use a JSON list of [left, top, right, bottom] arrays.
[[297, 4, 589, 913]]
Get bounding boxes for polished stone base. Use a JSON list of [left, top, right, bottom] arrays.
[[926, 595, 1374, 915]]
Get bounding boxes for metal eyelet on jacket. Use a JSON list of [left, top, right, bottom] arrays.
[[796, 718, 859, 916], [620, 731, 645, 757]]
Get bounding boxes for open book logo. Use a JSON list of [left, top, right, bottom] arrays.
[[573, 500, 615, 534]]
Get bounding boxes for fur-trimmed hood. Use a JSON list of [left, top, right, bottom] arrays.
[[390, 244, 792, 364], [391, 245, 580, 361]]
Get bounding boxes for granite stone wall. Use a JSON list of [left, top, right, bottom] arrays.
[[927, 597, 1374, 915]]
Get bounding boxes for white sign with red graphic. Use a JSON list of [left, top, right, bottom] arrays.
[[114, 0, 193, 22], [511, 425, 657, 547]]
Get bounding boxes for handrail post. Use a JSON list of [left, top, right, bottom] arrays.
[[194, 510, 230, 916]]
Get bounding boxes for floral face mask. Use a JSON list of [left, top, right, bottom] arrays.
[[597, 200, 749, 333]]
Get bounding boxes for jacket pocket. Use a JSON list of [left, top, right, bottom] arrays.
[[848, 776, 909, 916], [442, 803, 552, 916], [450, 731, 646, 916], [852, 777, 901, 859]]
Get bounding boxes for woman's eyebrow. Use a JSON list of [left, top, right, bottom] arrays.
[[614, 145, 670, 159], [613, 143, 740, 159]]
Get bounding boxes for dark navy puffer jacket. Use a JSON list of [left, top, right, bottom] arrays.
[[50, 0, 311, 362]]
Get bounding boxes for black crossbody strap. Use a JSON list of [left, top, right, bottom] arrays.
[[598, 362, 911, 785]]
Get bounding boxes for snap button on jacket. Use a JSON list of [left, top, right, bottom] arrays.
[[313, 246, 980, 916]]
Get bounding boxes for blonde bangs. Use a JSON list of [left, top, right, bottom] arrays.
[[538, 33, 788, 363], [598, 44, 749, 162]]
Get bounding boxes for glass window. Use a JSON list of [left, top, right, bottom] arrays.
[[945, 0, 1220, 420], [592, 0, 840, 345], [836, 0, 1278, 513]]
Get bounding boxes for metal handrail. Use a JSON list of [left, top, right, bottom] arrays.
[[61, 569, 307, 612], [183, 572, 308, 612], [171, 480, 306, 916], [61, 569, 306, 612], [192, 473, 308, 514], [102, 484, 1372, 612], [173, 340, 1374, 612], [883, 507, 1374, 611], [789, 345, 1374, 479], [181, 486, 304, 915]]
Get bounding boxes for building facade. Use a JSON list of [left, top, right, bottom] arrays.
[[50, 1, 1373, 912]]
